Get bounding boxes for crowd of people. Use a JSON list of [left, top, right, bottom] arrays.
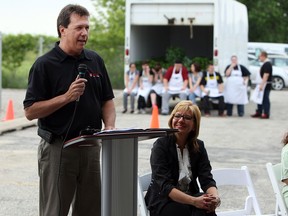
[[122, 54, 265, 117]]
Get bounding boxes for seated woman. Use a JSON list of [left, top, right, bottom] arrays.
[[147, 63, 166, 109], [281, 131, 288, 208], [145, 100, 221, 216], [188, 62, 203, 104], [137, 64, 153, 114]]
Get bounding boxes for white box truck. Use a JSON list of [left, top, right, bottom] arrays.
[[124, 0, 249, 75]]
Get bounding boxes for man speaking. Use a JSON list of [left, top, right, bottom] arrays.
[[23, 4, 115, 216]]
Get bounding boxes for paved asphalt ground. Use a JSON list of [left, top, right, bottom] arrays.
[[0, 88, 287, 215]]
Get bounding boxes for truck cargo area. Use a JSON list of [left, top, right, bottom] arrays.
[[125, 0, 248, 74], [130, 25, 213, 62]]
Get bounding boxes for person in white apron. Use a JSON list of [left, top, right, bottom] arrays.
[[122, 63, 139, 113], [161, 60, 189, 115], [200, 64, 225, 116], [188, 63, 203, 104], [224, 55, 250, 117], [147, 63, 166, 109], [137, 65, 153, 114]]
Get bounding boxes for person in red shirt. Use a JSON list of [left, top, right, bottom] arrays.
[[161, 60, 189, 115]]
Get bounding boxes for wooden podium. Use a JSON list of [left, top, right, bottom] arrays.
[[64, 128, 177, 216]]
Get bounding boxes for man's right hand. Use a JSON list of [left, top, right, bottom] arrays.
[[66, 77, 87, 102]]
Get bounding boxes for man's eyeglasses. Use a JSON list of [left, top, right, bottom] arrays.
[[173, 114, 194, 121]]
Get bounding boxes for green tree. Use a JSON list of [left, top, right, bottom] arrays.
[[2, 34, 35, 87], [91, 0, 125, 46], [2, 34, 57, 88], [2, 34, 34, 71], [88, 0, 126, 88], [37, 35, 58, 56], [238, 0, 288, 42]]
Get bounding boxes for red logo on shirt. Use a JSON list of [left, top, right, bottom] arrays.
[[89, 71, 100, 78]]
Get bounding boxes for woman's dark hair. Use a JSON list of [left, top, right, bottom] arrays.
[[283, 132, 288, 146], [141, 60, 149, 66], [154, 62, 162, 72], [57, 4, 90, 38], [190, 63, 201, 72], [129, 63, 136, 68]]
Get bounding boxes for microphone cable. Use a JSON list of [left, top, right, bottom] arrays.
[[57, 100, 79, 216], [57, 64, 87, 216]]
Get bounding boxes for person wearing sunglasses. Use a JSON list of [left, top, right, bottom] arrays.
[[145, 100, 220, 216]]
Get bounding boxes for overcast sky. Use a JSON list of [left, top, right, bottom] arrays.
[[0, 0, 96, 37]]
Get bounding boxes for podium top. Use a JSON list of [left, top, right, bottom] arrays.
[[63, 128, 178, 148]]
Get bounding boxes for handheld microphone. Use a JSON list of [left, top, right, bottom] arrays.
[[76, 64, 87, 102], [78, 64, 87, 78]]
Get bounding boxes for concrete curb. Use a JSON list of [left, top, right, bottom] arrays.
[[0, 118, 37, 135]]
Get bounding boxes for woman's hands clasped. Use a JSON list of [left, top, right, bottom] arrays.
[[192, 193, 220, 212]]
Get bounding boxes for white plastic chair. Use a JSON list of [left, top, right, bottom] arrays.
[[212, 166, 262, 215], [266, 162, 288, 216], [138, 173, 151, 216]]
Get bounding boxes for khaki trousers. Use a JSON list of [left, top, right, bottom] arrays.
[[38, 138, 101, 216]]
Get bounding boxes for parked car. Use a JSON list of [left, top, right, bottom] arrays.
[[248, 42, 288, 56], [249, 58, 288, 90], [248, 54, 257, 62], [269, 55, 288, 67], [248, 53, 287, 63]]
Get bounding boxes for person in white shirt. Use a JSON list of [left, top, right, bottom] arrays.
[[147, 63, 166, 109], [122, 63, 139, 113], [188, 63, 203, 104], [137, 64, 153, 114]]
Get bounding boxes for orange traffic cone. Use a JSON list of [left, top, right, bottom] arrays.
[[3, 99, 15, 121], [150, 105, 159, 128]]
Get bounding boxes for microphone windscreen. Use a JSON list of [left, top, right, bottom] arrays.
[[78, 64, 87, 78]]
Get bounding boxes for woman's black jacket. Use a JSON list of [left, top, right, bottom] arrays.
[[144, 135, 216, 214]]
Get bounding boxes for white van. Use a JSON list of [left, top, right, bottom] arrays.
[[248, 42, 288, 57]]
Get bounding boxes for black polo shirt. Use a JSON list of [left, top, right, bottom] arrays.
[[260, 61, 273, 90], [23, 42, 114, 140]]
